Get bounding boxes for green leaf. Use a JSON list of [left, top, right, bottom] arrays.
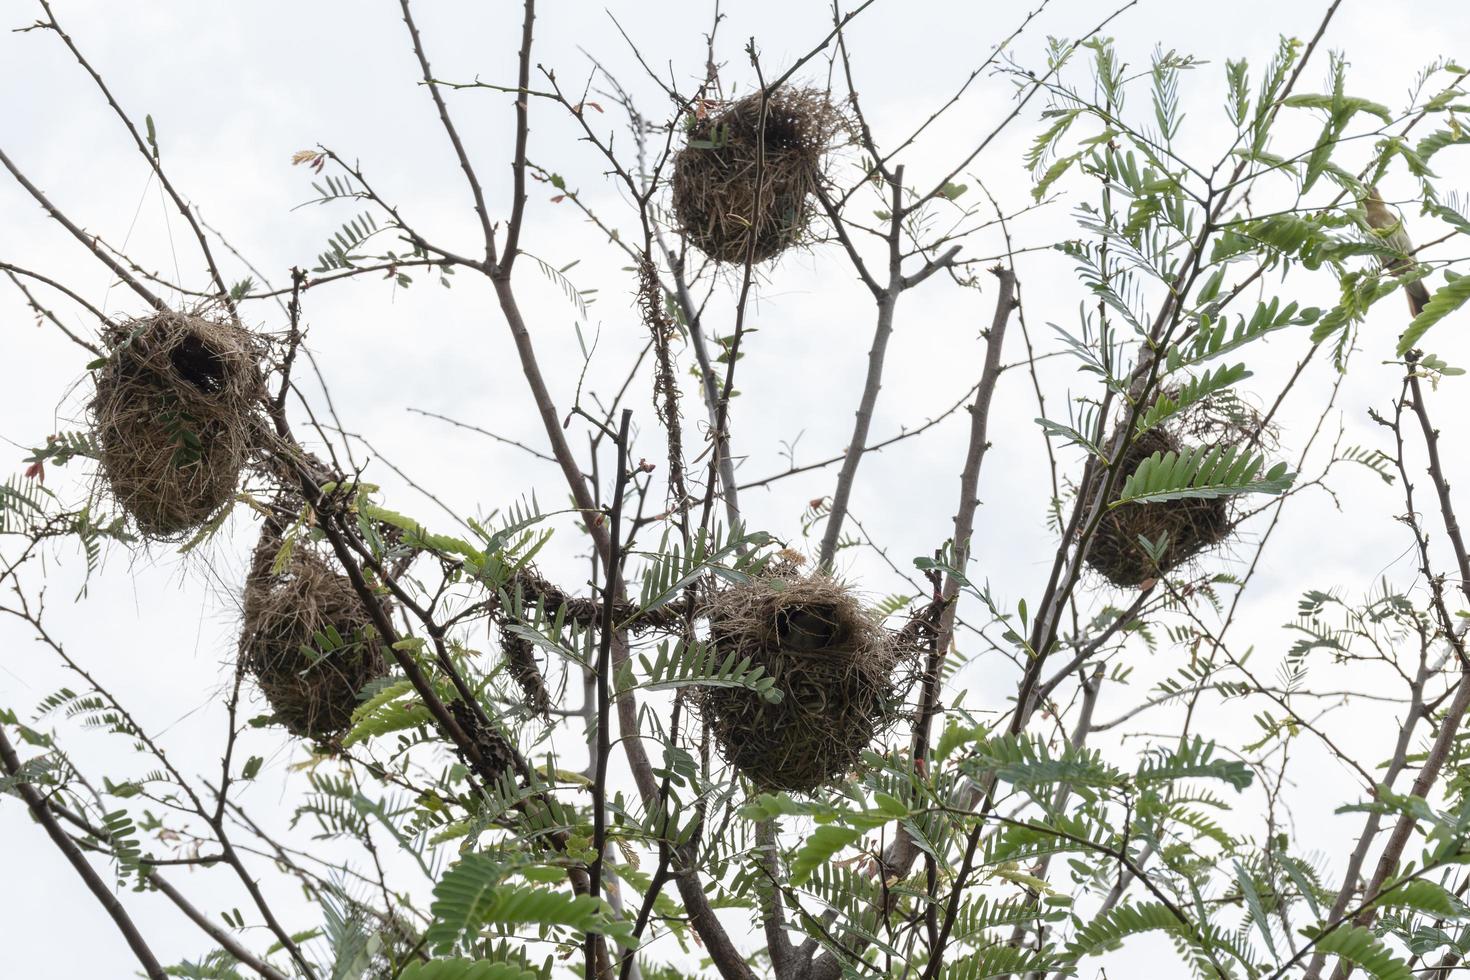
[[1034, 152, 1081, 201], [1367, 879, 1461, 918], [399, 961, 539, 980], [1135, 363, 1251, 436], [789, 825, 863, 886], [1397, 275, 1470, 356], [342, 678, 434, 748], [1283, 93, 1392, 124], [630, 639, 779, 701], [426, 855, 631, 953], [1304, 924, 1412, 980], [1135, 737, 1254, 790], [1065, 901, 1198, 960], [939, 944, 1059, 978], [1235, 860, 1278, 957], [1414, 127, 1470, 163], [1115, 445, 1294, 505]]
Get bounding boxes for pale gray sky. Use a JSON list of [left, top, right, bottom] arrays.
[[2, 1, 1469, 976]]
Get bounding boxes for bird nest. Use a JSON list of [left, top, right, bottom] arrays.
[[671, 87, 847, 265], [699, 572, 905, 794], [240, 528, 388, 741], [1081, 391, 1268, 587], [90, 311, 263, 539]]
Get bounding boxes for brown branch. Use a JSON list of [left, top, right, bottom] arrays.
[[1318, 359, 1470, 979], [397, 0, 497, 264], [913, 266, 1016, 760], [34, 1, 235, 311], [45, 803, 288, 980], [498, 0, 537, 273], [587, 408, 632, 980], [0, 145, 166, 311], [0, 726, 168, 980], [3, 267, 103, 354]]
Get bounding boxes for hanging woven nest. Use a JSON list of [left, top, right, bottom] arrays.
[[699, 572, 905, 793], [90, 310, 262, 539], [671, 87, 847, 264], [240, 526, 388, 741], [1081, 392, 1267, 587]]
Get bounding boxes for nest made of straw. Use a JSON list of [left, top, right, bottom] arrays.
[[699, 573, 904, 794], [90, 311, 262, 538], [240, 530, 388, 741], [671, 88, 847, 264], [1081, 388, 1272, 588]]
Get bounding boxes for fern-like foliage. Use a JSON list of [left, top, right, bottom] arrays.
[[629, 524, 768, 623], [624, 638, 779, 700], [1065, 901, 1256, 976], [426, 855, 632, 953], [1173, 297, 1321, 368], [399, 960, 541, 980], [314, 211, 382, 272], [1398, 272, 1470, 356], [525, 253, 597, 319], [938, 943, 1060, 978], [963, 734, 1125, 794], [342, 678, 434, 748], [1134, 363, 1251, 436], [0, 476, 53, 534], [1134, 736, 1253, 790], [1115, 444, 1294, 505], [1304, 924, 1413, 980]]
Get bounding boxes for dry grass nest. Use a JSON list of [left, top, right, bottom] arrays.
[[1083, 393, 1268, 587], [240, 529, 388, 741], [671, 87, 848, 264], [90, 311, 263, 539], [699, 572, 907, 794]]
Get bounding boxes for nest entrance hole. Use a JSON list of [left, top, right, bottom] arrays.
[[168, 334, 228, 393], [775, 602, 848, 652]]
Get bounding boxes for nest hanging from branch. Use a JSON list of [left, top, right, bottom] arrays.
[[1081, 391, 1268, 587], [671, 87, 847, 265], [90, 311, 263, 538], [240, 526, 388, 741], [698, 572, 906, 793]]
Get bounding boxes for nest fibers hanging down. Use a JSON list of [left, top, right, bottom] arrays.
[[90, 310, 263, 539], [671, 88, 848, 265], [1082, 394, 1266, 587], [240, 527, 389, 742], [699, 572, 907, 794]]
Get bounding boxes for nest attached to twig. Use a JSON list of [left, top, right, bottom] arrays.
[[699, 572, 905, 793], [240, 527, 388, 741], [90, 311, 263, 538], [671, 88, 847, 264], [1082, 392, 1268, 587]]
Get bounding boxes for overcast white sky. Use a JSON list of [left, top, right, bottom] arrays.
[[3, 1, 1470, 976]]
